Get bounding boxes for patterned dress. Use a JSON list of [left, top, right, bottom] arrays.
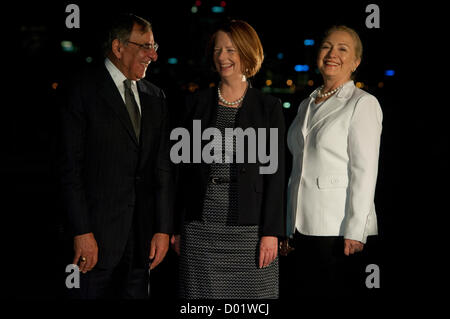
[[179, 103, 279, 299]]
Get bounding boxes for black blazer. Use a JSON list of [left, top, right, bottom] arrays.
[[176, 86, 285, 236], [59, 65, 174, 268]]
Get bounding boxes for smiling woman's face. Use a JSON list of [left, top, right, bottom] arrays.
[[317, 30, 360, 82], [213, 31, 243, 81]]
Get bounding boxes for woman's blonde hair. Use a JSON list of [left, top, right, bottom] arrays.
[[207, 20, 264, 78], [322, 25, 363, 61]]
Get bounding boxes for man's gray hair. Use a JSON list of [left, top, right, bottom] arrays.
[[103, 13, 152, 56]]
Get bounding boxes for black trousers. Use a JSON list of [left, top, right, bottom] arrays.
[[293, 231, 366, 296], [68, 226, 150, 299]]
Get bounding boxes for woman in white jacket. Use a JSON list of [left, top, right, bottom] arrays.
[[286, 25, 382, 294]]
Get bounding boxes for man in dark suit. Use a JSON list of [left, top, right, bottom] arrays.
[[60, 13, 174, 299]]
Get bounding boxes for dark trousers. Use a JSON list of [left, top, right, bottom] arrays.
[[68, 227, 150, 299], [293, 231, 365, 296]]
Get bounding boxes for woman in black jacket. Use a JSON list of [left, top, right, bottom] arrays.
[[172, 20, 285, 299]]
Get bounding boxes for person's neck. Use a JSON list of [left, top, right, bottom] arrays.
[[220, 77, 248, 98], [107, 54, 129, 79], [322, 77, 350, 93]]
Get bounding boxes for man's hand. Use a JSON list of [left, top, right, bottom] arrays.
[[149, 233, 169, 270], [259, 236, 278, 268], [73, 232, 98, 273], [344, 238, 364, 256], [170, 234, 180, 256]]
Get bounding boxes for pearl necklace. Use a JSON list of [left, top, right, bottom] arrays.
[[317, 84, 344, 98], [217, 85, 246, 106]]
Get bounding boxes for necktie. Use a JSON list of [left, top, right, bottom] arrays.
[[123, 79, 141, 142]]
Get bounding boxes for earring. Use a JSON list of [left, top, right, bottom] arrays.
[[242, 74, 247, 82]]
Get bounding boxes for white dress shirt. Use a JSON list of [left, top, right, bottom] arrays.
[[104, 58, 142, 114]]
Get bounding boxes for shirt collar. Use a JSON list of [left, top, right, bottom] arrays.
[[104, 58, 136, 89]]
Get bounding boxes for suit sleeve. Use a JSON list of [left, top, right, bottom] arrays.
[[344, 95, 383, 243], [154, 91, 175, 234], [59, 77, 91, 236], [260, 97, 286, 237]]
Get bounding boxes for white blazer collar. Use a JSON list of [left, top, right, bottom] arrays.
[[309, 80, 354, 99], [306, 80, 355, 134]]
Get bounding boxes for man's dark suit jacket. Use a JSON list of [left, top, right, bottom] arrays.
[[176, 86, 286, 237], [59, 64, 174, 268]]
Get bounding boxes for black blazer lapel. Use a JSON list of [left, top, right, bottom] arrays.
[[197, 88, 218, 128], [97, 67, 139, 146], [236, 88, 264, 130], [200, 89, 219, 180]]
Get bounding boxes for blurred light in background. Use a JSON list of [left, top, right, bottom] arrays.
[[51, 82, 58, 90], [378, 82, 384, 88], [277, 52, 284, 60], [356, 82, 364, 88], [195, 0, 202, 5], [307, 80, 314, 86], [85, 56, 93, 63], [265, 79, 272, 86], [168, 57, 178, 64], [220, 1, 227, 6], [286, 79, 293, 86], [304, 39, 315, 46], [61, 40, 75, 52], [187, 82, 199, 92], [212, 6, 224, 13], [283, 102, 291, 109], [191, 6, 198, 13], [385, 70, 395, 76], [295, 64, 309, 72]]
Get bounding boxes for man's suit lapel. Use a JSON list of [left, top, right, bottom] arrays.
[[97, 67, 139, 146], [137, 81, 165, 165]]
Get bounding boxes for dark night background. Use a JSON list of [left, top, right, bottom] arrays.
[[3, 0, 443, 310]]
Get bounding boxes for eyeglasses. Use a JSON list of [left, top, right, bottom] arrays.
[[126, 40, 159, 52]]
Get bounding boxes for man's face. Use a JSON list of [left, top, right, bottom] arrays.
[[117, 24, 158, 80]]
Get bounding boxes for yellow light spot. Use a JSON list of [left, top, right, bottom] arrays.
[[188, 82, 199, 92], [286, 79, 293, 86], [307, 80, 314, 86], [209, 82, 216, 88], [265, 79, 272, 86], [356, 82, 364, 88], [51, 82, 58, 90]]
